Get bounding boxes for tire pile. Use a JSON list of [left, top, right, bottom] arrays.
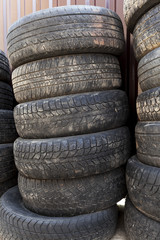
[[0, 51, 18, 196], [124, 1, 160, 239], [0, 6, 130, 240]]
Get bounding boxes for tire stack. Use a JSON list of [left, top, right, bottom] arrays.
[[0, 6, 130, 240], [0, 51, 18, 195], [123, 1, 160, 239]]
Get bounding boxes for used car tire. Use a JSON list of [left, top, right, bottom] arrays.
[[126, 155, 160, 222], [0, 186, 118, 240], [14, 90, 129, 139], [138, 48, 160, 92], [0, 178, 17, 197], [18, 167, 126, 217], [135, 121, 160, 168], [0, 82, 13, 110], [0, 51, 11, 83], [12, 54, 122, 103], [14, 127, 130, 179], [7, 6, 125, 70]]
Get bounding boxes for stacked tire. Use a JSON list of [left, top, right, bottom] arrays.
[[0, 51, 18, 196], [0, 6, 130, 240], [124, 1, 160, 239]]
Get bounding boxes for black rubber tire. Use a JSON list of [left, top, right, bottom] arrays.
[[0, 144, 17, 182], [0, 82, 13, 110], [126, 155, 160, 222], [124, 197, 160, 240], [0, 178, 17, 197], [123, 0, 160, 33], [12, 54, 122, 103], [14, 90, 129, 139], [18, 167, 126, 217], [133, 4, 160, 61], [138, 47, 160, 92], [7, 6, 125, 70], [0, 51, 11, 83], [0, 187, 118, 240], [135, 121, 160, 168], [136, 87, 160, 121], [14, 127, 130, 179], [0, 110, 18, 144]]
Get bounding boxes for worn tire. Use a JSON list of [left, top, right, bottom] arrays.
[[138, 48, 160, 92], [0, 144, 17, 182], [136, 87, 160, 121], [14, 90, 129, 139], [0, 110, 18, 144], [0, 51, 11, 83], [0, 178, 17, 197], [126, 155, 160, 222], [7, 6, 125, 69], [123, 0, 160, 33], [0, 82, 13, 110], [14, 127, 130, 179], [133, 4, 160, 61], [18, 167, 126, 217], [136, 121, 160, 168], [124, 197, 160, 240], [13, 54, 122, 103], [0, 186, 118, 240]]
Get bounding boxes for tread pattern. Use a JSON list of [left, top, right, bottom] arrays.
[[0, 82, 13, 110], [14, 90, 129, 138], [138, 47, 160, 91], [135, 121, 160, 168], [0, 187, 118, 240], [18, 167, 126, 217], [123, 0, 160, 33], [126, 155, 160, 222], [136, 87, 160, 121], [133, 4, 160, 61], [0, 110, 18, 144], [14, 127, 130, 179], [0, 51, 11, 83], [124, 197, 160, 240], [0, 144, 17, 182], [12, 54, 122, 103], [7, 6, 124, 69]]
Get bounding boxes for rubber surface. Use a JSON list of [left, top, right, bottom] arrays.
[[12, 53, 122, 103], [14, 127, 130, 179], [0, 186, 118, 240], [133, 4, 160, 61], [124, 197, 160, 240], [14, 90, 129, 139], [0, 51, 11, 83], [136, 87, 160, 121], [126, 155, 160, 222], [7, 6, 125, 69], [0, 178, 17, 197], [0, 110, 18, 144], [123, 0, 160, 33], [0, 144, 17, 182], [138, 48, 160, 91], [0, 82, 13, 110], [18, 167, 126, 217], [135, 121, 160, 168]]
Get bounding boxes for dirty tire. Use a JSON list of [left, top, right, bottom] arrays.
[[14, 127, 130, 179], [133, 4, 160, 61], [138, 48, 160, 91], [0, 51, 11, 83], [0, 82, 13, 110], [0, 187, 118, 240], [13, 54, 122, 103], [126, 155, 160, 222], [0, 144, 17, 182], [0, 110, 18, 144], [14, 90, 129, 139], [0, 178, 17, 197], [135, 121, 160, 168], [124, 197, 160, 240], [7, 6, 125, 69], [136, 87, 160, 121], [18, 167, 126, 217], [123, 0, 160, 33]]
